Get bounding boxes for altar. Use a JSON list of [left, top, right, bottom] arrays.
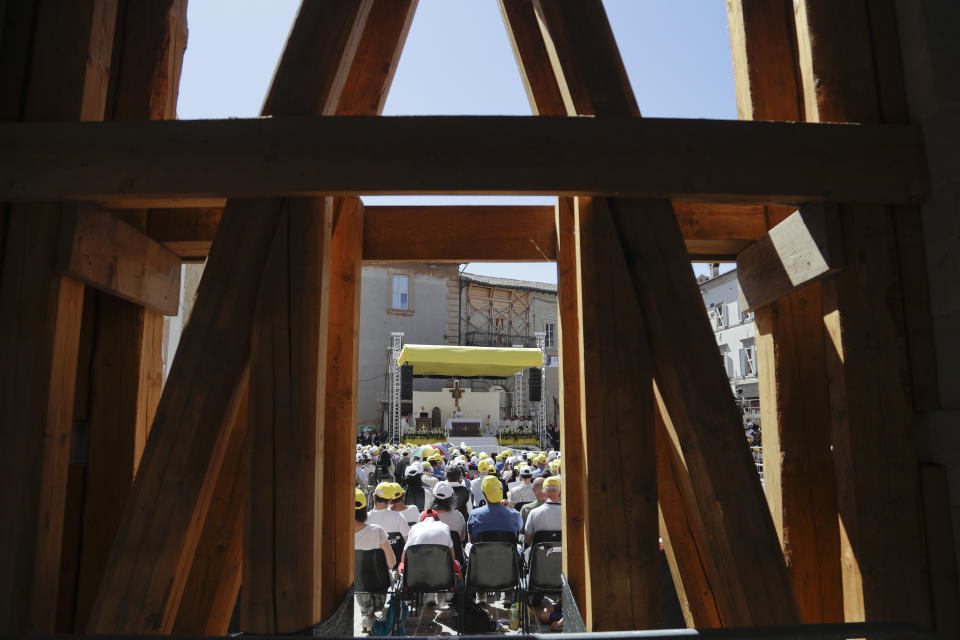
[[446, 418, 482, 437]]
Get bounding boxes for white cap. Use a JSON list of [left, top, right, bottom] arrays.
[[432, 481, 454, 499], [405, 463, 422, 477]]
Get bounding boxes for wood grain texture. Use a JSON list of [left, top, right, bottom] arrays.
[[532, 0, 799, 626], [575, 197, 660, 630], [0, 116, 929, 205], [321, 198, 363, 620], [57, 205, 181, 315], [498, 0, 566, 115], [0, 1, 118, 632], [554, 197, 587, 612], [737, 204, 843, 312], [796, 0, 932, 625], [172, 384, 247, 636], [88, 3, 373, 632], [246, 200, 332, 634]]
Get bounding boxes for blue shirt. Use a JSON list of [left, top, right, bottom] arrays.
[[467, 503, 523, 540]]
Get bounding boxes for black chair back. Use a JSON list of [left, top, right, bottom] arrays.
[[528, 543, 563, 592], [355, 549, 392, 593], [530, 529, 562, 546], [404, 544, 455, 593], [465, 542, 519, 592], [477, 529, 517, 544], [452, 485, 471, 519], [513, 501, 531, 511]]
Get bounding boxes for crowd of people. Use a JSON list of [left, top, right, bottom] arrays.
[[354, 442, 564, 634]]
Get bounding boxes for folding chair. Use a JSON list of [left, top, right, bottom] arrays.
[[355, 549, 395, 633], [477, 529, 519, 544], [387, 531, 405, 570], [459, 541, 520, 635], [524, 542, 562, 632], [530, 529, 562, 546], [402, 544, 456, 616], [450, 530, 467, 568]]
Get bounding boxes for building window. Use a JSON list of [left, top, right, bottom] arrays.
[[739, 345, 756, 377], [544, 322, 555, 348], [710, 303, 727, 329], [391, 274, 409, 310]]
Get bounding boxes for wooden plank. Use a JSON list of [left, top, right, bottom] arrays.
[[0, 1, 118, 633], [246, 200, 332, 634], [0, 116, 929, 206], [727, 1, 844, 624], [172, 383, 246, 636], [321, 198, 363, 620], [498, 0, 566, 115], [57, 204, 181, 315], [88, 2, 374, 632], [655, 398, 723, 628], [919, 465, 960, 640], [795, 0, 932, 625], [147, 202, 769, 261], [531, 0, 799, 626], [554, 198, 587, 612], [574, 196, 660, 630], [737, 204, 843, 312]]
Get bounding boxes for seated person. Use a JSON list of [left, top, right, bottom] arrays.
[[524, 476, 562, 546], [367, 482, 410, 541], [467, 476, 523, 542], [354, 489, 395, 632]]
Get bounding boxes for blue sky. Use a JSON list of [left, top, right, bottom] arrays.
[[177, 0, 738, 283]]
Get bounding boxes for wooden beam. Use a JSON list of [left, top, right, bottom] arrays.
[[87, 3, 374, 632], [70, 4, 187, 631], [919, 465, 960, 640], [531, 0, 799, 626], [0, 116, 929, 206], [554, 198, 587, 613], [498, 0, 566, 115], [736, 204, 842, 312], [171, 382, 246, 636], [57, 205, 181, 315], [321, 198, 363, 620], [796, 0, 932, 625], [575, 197, 660, 630], [0, 1, 119, 633], [727, 1, 844, 624]]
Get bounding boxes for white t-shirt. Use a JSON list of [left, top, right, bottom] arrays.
[[367, 507, 410, 538], [470, 476, 485, 505], [525, 501, 562, 539], [394, 504, 420, 526], [355, 523, 388, 551], [437, 509, 467, 540], [406, 519, 453, 548]]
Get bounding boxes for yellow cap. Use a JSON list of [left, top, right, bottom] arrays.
[[422, 445, 435, 458], [429, 453, 442, 462], [375, 482, 402, 500], [355, 488, 367, 509], [544, 476, 561, 488], [549, 460, 561, 472], [482, 475, 503, 502], [479, 452, 489, 460]]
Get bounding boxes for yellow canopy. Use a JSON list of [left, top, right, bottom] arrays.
[[396, 344, 542, 378]]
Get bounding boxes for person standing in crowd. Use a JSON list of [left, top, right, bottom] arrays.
[[395, 449, 411, 479], [525, 476, 562, 544], [467, 476, 523, 541], [354, 489, 395, 632], [520, 476, 546, 526], [403, 464, 427, 511], [367, 482, 409, 542]]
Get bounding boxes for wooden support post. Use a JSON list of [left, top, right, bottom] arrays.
[[554, 198, 588, 612], [795, 0, 932, 625], [172, 382, 247, 636], [321, 198, 364, 620], [88, 2, 373, 633], [245, 200, 333, 633], [572, 197, 660, 631], [727, 1, 844, 624], [919, 465, 960, 639], [0, 1, 118, 633]]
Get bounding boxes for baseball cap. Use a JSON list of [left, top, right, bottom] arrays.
[[405, 463, 422, 477], [355, 488, 366, 509], [482, 475, 503, 502], [544, 476, 561, 488], [420, 508, 440, 522], [432, 481, 454, 500], [519, 466, 533, 477], [375, 482, 402, 500]]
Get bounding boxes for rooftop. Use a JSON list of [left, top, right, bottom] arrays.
[[460, 271, 557, 295]]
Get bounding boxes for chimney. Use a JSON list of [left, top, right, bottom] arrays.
[[709, 263, 720, 278]]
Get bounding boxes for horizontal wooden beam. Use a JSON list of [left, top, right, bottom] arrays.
[[147, 203, 770, 262], [0, 116, 927, 205], [58, 205, 181, 315], [737, 203, 843, 312]]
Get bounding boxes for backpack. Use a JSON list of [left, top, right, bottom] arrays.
[[453, 598, 497, 633], [371, 593, 408, 636]]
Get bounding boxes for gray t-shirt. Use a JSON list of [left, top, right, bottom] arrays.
[[525, 501, 562, 539], [355, 523, 387, 551]]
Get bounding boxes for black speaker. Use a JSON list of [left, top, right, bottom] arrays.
[[400, 364, 413, 401], [527, 366, 542, 402], [401, 401, 413, 418]]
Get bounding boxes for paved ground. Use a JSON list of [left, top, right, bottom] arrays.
[[353, 591, 558, 636]]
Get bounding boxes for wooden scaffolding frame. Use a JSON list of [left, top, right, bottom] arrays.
[[0, 0, 955, 637]]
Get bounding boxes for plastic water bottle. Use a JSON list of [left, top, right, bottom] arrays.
[[509, 602, 520, 630]]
